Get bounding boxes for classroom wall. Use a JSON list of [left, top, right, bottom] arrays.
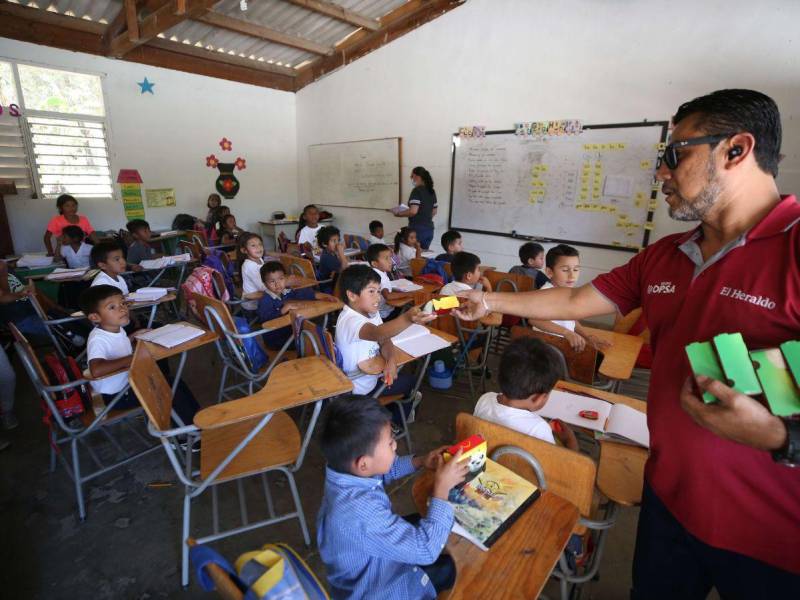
[[0, 39, 297, 253], [295, 0, 800, 283]]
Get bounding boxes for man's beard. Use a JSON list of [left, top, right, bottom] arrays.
[[667, 160, 722, 221]]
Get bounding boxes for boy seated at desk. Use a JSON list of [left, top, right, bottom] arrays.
[[368, 220, 386, 245], [367, 243, 410, 321], [530, 244, 607, 352], [80, 285, 198, 423], [336, 265, 435, 416], [317, 395, 468, 600], [439, 252, 492, 296], [60, 225, 92, 269], [510, 241, 550, 289], [434, 229, 463, 263], [90, 241, 131, 295], [257, 261, 337, 350], [317, 225, 349, 294], [125, 219, 163, 271], [474, 337, 577, 450]]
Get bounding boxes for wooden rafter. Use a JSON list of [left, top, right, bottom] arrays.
[[196, 10, 333, 56], [124, 0, 140, 42], [147, 38, 296, 77], [285, 0, 380, 31], [108, 0, 220, 58], [295, 0, 464, 90]]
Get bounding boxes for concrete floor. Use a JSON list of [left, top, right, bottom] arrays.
[[1, 342, 646, 599]]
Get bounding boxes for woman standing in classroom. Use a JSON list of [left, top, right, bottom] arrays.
[[392, 166, 438, 249]]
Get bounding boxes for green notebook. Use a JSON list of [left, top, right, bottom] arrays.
[[750, 348, 800, 417], [685, 341, 726, 404], [781, 340, 800, 388], [713, 333, 762, 395]]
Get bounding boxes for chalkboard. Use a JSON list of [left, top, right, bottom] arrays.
[[448, 122, 668, 252], [308, 137, 401, 210]]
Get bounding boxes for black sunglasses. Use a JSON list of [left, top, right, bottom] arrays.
[[662, 134, 735, 170]]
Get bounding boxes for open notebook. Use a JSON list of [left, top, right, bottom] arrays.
[[535, 389, 649, 448], [391, 324, 451, 358], [139, 253, 192, 270], [45, 267, 89, 281], [126, 287, 169, 302], [135, 323, 204, 348], [390, 278, 423, 292]]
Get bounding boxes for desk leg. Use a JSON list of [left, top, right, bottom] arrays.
[[146, 304, 157, 328]]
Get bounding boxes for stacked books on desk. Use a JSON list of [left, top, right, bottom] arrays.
[[126, 287, 169, 302], [16, 254, 53, 268], [45, 267, 90, 281], [135, 323, 204, 348], [391, 324, 451, 357], [139, 253, 192, 270], [535, 390, 650, 448], [390, 278, 423, 292]]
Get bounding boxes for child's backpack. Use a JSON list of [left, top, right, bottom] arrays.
[[419, 259, 453, 286], [182, 266, 230, 322], [293, 314, 343, 370], [202, 248, 236, 297], [234, 316, 268, 372], [41, 354, 91, 419]]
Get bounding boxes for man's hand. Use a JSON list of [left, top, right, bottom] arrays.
[[564, 331, 587, 352], [406, 306, 436, 325], [452, 290, 489, 321], [680, 376, 788, 451], [432, 449, 470, 500]]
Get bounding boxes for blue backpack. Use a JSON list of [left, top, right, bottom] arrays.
[[293, 314, 343, 370], [234, 316, 268, 372], [202, 249, 236, 297], [420, 259, 453, 284]]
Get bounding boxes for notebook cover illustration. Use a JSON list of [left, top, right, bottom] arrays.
[[447, 457, 540, 548]]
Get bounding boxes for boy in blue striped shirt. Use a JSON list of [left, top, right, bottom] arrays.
[[317, 396, 468, 599]]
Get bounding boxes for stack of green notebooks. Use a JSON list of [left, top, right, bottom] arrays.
[[685, 334, 800, 416]]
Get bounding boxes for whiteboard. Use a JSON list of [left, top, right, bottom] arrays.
[[308, 137, 401, 210], [449, 123, 668, 251]]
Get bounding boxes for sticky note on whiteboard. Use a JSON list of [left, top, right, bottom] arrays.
[[643, 222, 655, 231]]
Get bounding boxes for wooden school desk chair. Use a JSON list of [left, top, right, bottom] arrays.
[[10, 323, 158, 521], [27, 292, 89, 364], [191, 292, 296, 402], [454, 413, 619, 600], [613, 306, 653, 371], [129, 343, 351, 588], [483, 269, 535, 352]]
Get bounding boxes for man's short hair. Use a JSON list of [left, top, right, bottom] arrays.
[[339, 264, 380, 302], [499, 338, 562, 399], [369, 220, 383, 234], [91, 241, 123, 266], [317, 225, 340, 247], [79, 284, 124, 316], [260, 261, 285, 280], [451, 251, 481, 282], [545, 244, 579, 270], [366, 243, 391, 265], [673, 89, 782, 177], [319, 395, 392, 473], [519, 242, 545, 266], [440, 230, 462, 253], [126, 219, 149, 234]]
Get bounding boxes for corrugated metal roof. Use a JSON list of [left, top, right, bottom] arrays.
[[9, 0, 408, 69]]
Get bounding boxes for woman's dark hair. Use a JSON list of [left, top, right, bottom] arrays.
[[673, 89, 782, 177], [319, 395, 392, 474], [339, 264, 380, 303], [499, 338, 563, 399], [296, 204, 319, 237], [56, 194, 77, 214], [62, 225, 85, 242], [394, 226, 414, 253], [260, 260, 286, 280], [412, 166, 434, 192], [236, 232, 262, 268]]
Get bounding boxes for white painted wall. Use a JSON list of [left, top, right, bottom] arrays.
[[0, 39, 297, 252], [296, 0, 800, 283]]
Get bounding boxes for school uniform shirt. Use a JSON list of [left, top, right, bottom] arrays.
[[297, 225, 323, 250], [368, 235, 386, 246], [60, 242, 92, 269], [257, 287, 315, 349], [317, 251, 341, 294], [335, 305, 382, 395], [86, 327, 132, 395], [395, 243, 417, 276], [373, 267, 394, 319], [126, 240, 156, 265], [474, 392, 555, 443], [91, 270, 129, 296], [439, 279, 482, 296], [317, 456, 453, 600], [592, 194, 800, 574], [534, 282, 575, 333], [241, 258, 265, 311], [46, 214, 94, 238], [509, 265, 550, 289]]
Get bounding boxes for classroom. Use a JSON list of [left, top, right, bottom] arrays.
[[1, 0, 799, 598]]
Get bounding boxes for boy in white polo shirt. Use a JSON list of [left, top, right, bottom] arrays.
[[439, 252, 491, 296], [90, 241, 130, 296]]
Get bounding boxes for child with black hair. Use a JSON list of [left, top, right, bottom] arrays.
[[296, 204, 322, 255], [435, 230, 463, 263], [219, 214, 244, 245], [80, 285, 198, 423], [59, 225, 92, 269], [125, 219, 162, 269], [393, 227, 421, 277], [90, 241, 130, 295], [257, 261, 337, 350], [439, 252, 492, 296], [317, 395, 468, 599], [368, 220, 386, 245], [207, 205, 230, 245], [474, 337, 577, 450], [510, 242, 550, 288], [317, 225, 349, 294], [367, 243, 407, 320]]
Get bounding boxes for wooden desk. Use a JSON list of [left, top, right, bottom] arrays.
[[261, 298, 343, 330], [285, 275, 319, 290], [581, 326, 644, 381], [413, 474, 579, 599], [555, 380, 648, 506], [358, 327, 457, 375], [140, 323, 219, 362]]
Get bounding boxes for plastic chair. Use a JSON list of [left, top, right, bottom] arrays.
[[11, 323, 158, 520]]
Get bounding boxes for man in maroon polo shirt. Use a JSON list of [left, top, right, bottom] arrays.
[[454, 89, 800, 597]]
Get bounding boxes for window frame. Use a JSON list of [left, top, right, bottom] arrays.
[[3, 57, 116, 202]]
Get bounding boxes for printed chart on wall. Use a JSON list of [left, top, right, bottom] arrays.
[[449, 122, 669, 251]]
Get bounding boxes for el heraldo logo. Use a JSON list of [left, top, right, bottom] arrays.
[[720, 286, 776, 310]]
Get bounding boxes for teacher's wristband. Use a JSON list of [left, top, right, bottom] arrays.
[[772, 417, 800, 467]]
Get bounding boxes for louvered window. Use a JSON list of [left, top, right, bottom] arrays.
[[0, 60, 33, 197]]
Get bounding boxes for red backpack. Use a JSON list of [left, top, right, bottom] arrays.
[[42, 354, 91, 419]]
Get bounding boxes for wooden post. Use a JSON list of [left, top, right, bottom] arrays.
[[0, 179, 17, 257]]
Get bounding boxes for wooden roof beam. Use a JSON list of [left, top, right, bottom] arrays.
[[108, 0, 220, 58], [196, 10, 333, 56], [285, 0, 380, 32]]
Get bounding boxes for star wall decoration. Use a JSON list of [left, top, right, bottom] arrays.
[[138, 77, 155, 94]]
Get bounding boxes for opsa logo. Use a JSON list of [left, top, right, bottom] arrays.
[[647, 281, 676, 294]]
